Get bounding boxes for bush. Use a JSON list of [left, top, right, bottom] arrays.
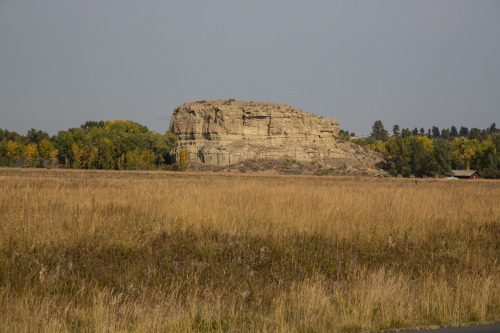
[[480, 168, 500, 179]]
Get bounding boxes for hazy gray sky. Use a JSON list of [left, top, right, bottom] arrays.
[[1, 0, 499, 137]]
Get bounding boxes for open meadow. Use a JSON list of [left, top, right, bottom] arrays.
[[1, 168, 499, 332]]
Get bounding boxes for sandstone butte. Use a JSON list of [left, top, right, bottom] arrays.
[[169, 99, 385, 174]]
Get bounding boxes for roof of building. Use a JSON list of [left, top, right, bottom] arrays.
[[451, 170, 478, 177]]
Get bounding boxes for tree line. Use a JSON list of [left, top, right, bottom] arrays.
[[352, 121, 500, 178], [2, 119, 499, 177], [0, 120, 179, 170]]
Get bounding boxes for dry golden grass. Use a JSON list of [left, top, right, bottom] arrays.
[[1, 168, 499, 332]]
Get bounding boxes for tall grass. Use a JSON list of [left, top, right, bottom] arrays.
[[1, 168, 499, 332]]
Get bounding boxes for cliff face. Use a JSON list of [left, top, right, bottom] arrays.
[[169, 100, 383, 171]]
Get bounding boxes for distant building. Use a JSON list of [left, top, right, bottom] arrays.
[[451, 170, 481, 179]]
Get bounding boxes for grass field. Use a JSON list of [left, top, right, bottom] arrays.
[[1, 168, 499, 332]]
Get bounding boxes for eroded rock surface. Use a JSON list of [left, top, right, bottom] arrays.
[[169, 100, 384, 173]]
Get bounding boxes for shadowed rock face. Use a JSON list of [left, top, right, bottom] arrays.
[[169, 100, 383, 171]]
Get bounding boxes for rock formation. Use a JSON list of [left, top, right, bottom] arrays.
[[169, 99, 384, 173]]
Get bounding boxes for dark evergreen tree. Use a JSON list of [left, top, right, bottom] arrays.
[[480, 129, 489, 141], [459, 126, 469, 138], [489, 123, 497, 134], [469, 128, 481, 140], [401, 128, 412, 138], [450, 126, 458, 137], [412, 128, 419, 136], [392, 124, 400, 137], [432, 126, 440, 138], [370, 120, 389, 141], [441, 129, 451, 140]]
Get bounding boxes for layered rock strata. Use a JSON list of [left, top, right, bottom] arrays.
[[169, 100, 383, 171]]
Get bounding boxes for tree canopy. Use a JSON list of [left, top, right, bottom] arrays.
[[354, 122, 500, 178], [0, 120, 179, 170], [371, 120, 389, 141]]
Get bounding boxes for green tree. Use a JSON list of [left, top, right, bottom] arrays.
[[139, 149, 156, 170], [432, 126, 440, 138], [472, 139, 497, 170], [459, 126, 469, 138], [371, 120, 389, 141], [52, 120, 178, 170], [80, 121, 106, 130], [489, 123, 497, 134], [392, 124, 400, 137], [52, 130, 75, 167], [96, 138, 115, 169], [86, 147, 99, 169], [480, 129, 489, 142], [26, 129, 49, 145], [433, 138, 453, 174], [0, 140, 8, 166], [441, 129, 451, 140], [385, 136, 411, 176], [468, 128, 481, 140], [0, 129, 27, 144], [338, 129, 352, 140], [352, 136, 377, 146], [125, 148, 140, 170], [38, 139, 58, 167], [410, 136, 437, 177], [450, 126, 458, 137], [401, 128, 412, 138]]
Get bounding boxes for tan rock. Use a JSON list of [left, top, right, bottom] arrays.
[[169, 99, 384, 172]]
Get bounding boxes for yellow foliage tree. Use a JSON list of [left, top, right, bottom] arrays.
[[453, 137, 479, 170], [140, 149, 155, 170], [72, 143, 85, 169], [86, 147, 99, 169], [416, 136, 434, 153], [125, 148, 140, 170], [367, 142, 387, 153], [23, 144, 38, 168], [117, 153, 126, 170], [38, 139, 58, 167], [178, 149, 190, 171], [104, 120, 141, 133], [7, 140, 25, 166]]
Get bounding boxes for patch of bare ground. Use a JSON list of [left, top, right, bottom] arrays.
[[188, 156, 384, 176]]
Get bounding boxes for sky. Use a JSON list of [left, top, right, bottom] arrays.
[[1, 0, 499, 137]]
